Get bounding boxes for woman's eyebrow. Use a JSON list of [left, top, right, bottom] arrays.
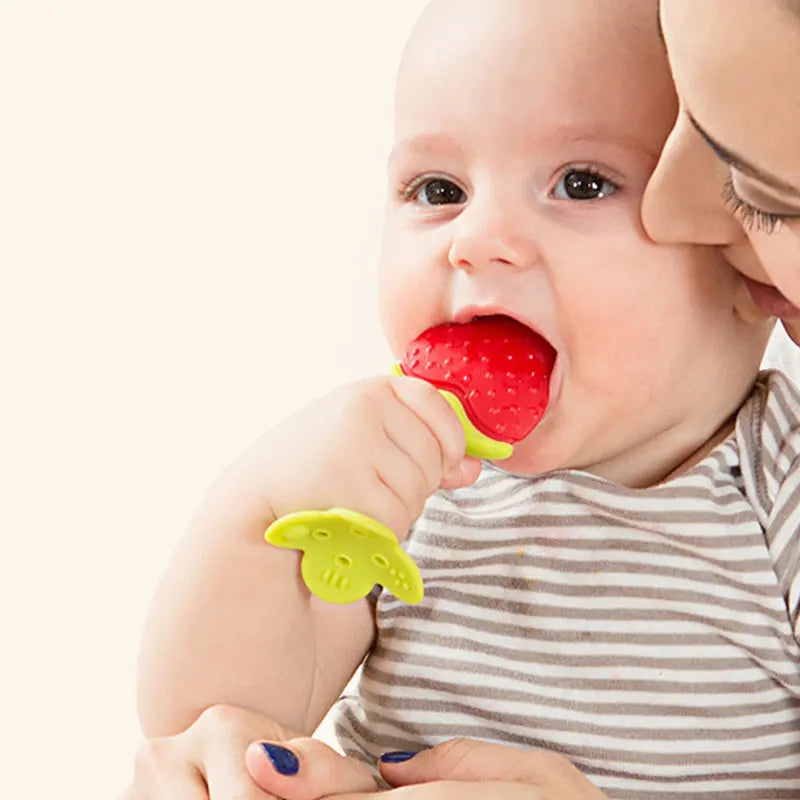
[[688, 113, 800, 199]]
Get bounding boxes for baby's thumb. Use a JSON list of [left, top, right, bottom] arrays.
[[246, 737, 378, 800], [440, 456, 482, 490]]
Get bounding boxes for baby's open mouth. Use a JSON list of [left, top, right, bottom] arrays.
[[398, 314, 556, 445]]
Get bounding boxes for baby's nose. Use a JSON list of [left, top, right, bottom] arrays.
[[448, 231, 538, 273]]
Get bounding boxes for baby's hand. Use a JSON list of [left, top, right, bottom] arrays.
[[259, 375, 482, 542]]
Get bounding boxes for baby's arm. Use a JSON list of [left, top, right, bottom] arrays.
[[136, 449, 374, 737], [136, 376, 478, 737]]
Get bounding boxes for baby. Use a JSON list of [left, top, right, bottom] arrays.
[[135, 1, 800, 798]]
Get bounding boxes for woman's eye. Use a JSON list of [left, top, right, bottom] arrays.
[[413, 178, 467, 206], [722, 178, 787, 235], [553, 170, 617, 201]]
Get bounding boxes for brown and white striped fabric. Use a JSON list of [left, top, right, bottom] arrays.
[[332, 370, 800, 799]]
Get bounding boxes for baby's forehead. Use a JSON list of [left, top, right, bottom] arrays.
[[402, 0, 661, 65], [399, 1, 666, 90], [396, 0, 673, 159]]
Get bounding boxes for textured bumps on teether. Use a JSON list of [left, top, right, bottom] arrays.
[[264, 316, 556, 607], [265, 508, 424, 605], [398, 315, 556, 444]]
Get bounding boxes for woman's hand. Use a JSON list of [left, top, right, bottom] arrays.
[[120, 704, 377, 800], [372, 739, 607, 800], [247, 737, 607, 800]]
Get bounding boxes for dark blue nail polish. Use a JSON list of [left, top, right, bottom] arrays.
[[380, 750, 418, 763], [261, 742, 300, 775]]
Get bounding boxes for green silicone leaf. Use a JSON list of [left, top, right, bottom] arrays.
[[265, 508, 423, 605]]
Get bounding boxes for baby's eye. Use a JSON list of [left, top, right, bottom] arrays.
[[412, 178, 467, 206], [553, 169, 617, 201]]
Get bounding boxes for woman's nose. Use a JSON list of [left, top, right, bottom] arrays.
[[642, 113, 746, 246]]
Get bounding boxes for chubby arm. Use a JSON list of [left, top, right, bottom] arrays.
[[136, 376, 479, 738], [136, 440, 376, 737]]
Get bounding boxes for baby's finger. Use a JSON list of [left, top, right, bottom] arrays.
[[246, 738, 378, 800], [389, 376, 467, 474], [379, 379, 449, 494], [374, 435, 437, 523], [440, 457, 483, 490]]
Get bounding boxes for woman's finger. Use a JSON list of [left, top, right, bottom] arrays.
[[246, 737, 379, 800], [204, 744, 282, 800], [378, 740, 606, 800], [319, 781, 541, 800], [122, 738, 209, 800]]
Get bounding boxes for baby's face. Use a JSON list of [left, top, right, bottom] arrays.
[[379, 0, 773, 485]]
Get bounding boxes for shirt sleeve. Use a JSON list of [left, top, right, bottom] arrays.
[[740, 371, 800, 640]]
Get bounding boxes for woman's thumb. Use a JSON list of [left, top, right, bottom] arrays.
[[246, 737, 378, 800]]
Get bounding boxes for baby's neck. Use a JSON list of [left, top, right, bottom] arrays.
[[586, 408, 740, 490], [655, 415, 737, 485]]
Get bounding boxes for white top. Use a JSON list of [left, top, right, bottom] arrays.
[[332, 370, 800, 799]]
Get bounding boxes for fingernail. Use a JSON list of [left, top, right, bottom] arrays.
[[380, 750, 418, 763], [261, 742, 300, 775]]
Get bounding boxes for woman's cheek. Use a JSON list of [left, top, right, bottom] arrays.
[[749, 224, 800, 308]]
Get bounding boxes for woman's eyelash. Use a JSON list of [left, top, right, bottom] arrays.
[[722, 178, 786, 235]]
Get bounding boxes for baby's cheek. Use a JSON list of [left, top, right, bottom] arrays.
[[378, 257, 446, 354], [568, 322, 666, 411], [377, 267, 410, 355]]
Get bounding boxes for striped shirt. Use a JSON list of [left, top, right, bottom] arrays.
[[332, 371, 800, 799]]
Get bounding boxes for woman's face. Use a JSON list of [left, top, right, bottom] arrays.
[[642, 0, 800, 322]]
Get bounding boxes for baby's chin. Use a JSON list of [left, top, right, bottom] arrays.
[[486, 428, 572, 478], [484, 419, 623, 484]]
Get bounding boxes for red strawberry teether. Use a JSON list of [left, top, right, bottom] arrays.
[[265, 315, 557, 608], [397, 315, 556, 452]]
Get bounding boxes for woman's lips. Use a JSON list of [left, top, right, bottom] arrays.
[[744, 277, 800, 320]]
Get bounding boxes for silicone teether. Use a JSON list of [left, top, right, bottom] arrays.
[[390, 363, 514, 460], [397, 315, 556, 450], [265, 508, 423, 605], [265, 315, 556, 605]]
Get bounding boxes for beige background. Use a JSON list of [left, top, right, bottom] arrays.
[[2, 2, 798, 797], [1, 2, 426, 796]]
